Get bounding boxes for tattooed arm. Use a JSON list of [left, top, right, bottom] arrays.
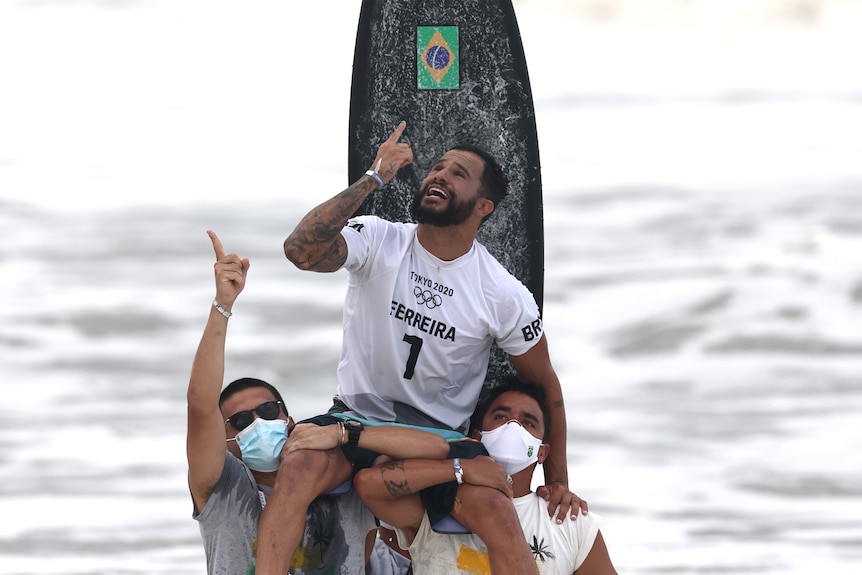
[[283, 176, 377, 272], [353, 455, 511, 542], [284, 121, 414, 272]]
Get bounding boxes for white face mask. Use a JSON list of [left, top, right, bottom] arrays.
[[480, 420, 543, 475]]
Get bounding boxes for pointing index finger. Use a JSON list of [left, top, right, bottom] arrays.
[[207, 229, 226, 260], [386, 121, 407, 143]]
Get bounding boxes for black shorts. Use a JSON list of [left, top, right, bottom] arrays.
[[297, 414, 381, 473], [420, 439, 489, 526], [313, 403, 486, 523]]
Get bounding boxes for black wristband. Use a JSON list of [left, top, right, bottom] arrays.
[[345, 420, 363, 448]]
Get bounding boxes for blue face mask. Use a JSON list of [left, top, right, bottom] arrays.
[[229, 418, 287, 472]]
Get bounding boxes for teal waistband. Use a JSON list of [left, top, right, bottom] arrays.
[[331, 413, 468, 442]]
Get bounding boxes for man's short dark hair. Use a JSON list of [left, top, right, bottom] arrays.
[[451, 144, 508, 210], [219, 377, 286, 408], [470, 374, 550, 441]]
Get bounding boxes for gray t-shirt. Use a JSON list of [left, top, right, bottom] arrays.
[[194, 452, 375, 574]]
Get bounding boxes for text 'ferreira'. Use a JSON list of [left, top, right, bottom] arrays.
[[390, 301, 456, 341]]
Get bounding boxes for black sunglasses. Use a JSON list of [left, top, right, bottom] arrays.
[[225, 400, 285, 432]]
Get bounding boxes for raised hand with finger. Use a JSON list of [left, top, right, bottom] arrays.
[[366, 121, 413, 186], [284, 122, 414, 273], [207, 229, 250, 317]]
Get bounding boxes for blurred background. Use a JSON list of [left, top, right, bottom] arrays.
[[1, 0, 861, 573]]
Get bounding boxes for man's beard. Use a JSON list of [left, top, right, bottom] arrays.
[[410, 187, 477, 227]]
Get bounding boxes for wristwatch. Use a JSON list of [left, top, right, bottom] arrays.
[[344, 419, 364, 448]]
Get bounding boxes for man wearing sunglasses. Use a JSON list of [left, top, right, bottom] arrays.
[[189, 230, 468, 574], [188, 230, 380, 574]]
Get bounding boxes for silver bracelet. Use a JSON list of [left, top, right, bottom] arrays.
[[213, 299, 232, 318], [453, 458, 464, 484]]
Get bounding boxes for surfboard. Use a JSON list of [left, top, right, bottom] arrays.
[[348, 0, 544, 383]]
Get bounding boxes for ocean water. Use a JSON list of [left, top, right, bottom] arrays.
[[1, 1, 862, 573]]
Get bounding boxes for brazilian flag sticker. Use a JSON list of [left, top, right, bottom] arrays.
[[417, 26, 459, 90]]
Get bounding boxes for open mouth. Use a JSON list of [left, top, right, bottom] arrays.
[[426, 186, 449, 200]]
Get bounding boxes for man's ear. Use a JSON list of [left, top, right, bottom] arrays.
[[476, 198, 494, 219], [536, 443, 551, 464]]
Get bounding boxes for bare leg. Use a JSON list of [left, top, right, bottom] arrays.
[[254, 448, 353, 575], [576, 531, 618, 575], [452, 484, 538, 575]]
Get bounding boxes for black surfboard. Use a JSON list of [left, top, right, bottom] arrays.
[[348, 0, 544, 382]]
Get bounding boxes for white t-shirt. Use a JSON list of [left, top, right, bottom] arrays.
[[396, 492, 603, 575], [366, 535, 412, 575], [338, 216, 543, 432]]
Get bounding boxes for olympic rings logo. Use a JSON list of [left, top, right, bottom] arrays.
[[414, 286, 443, 309]]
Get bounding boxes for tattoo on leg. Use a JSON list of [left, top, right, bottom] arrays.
[[380, 461, 413, 498]]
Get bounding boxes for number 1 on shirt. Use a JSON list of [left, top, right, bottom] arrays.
[[402, 334, 423, 379]]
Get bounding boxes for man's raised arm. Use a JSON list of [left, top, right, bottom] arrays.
[[283, 121, 413, 272], [187, 230, 249, 512]]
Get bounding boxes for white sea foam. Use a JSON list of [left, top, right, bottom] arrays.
[[1, 1, 862, 574]]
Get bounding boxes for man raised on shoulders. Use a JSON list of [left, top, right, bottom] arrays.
[[255, 123, 586, 573], [282, 122, 579, 510]]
